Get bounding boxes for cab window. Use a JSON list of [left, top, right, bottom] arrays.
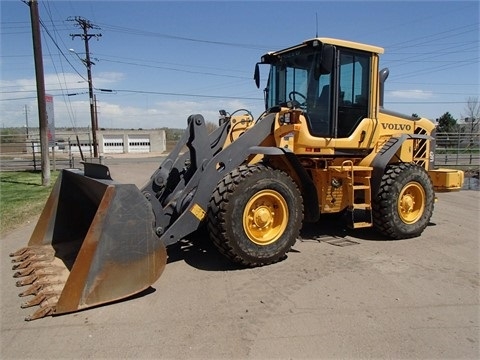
[[337, 50, 370, 137], [267, 65, 308, 109]]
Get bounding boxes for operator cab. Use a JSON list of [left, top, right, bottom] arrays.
[[256, 38, 384, 139]]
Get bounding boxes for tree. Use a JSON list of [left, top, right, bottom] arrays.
[[463, 96, 479, 133], [206, 121, 218, 134], [463, 97, 479, 158], [436, 112, 457, 133]]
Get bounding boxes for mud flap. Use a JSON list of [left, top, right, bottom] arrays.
[[10, 168, 167, 321]]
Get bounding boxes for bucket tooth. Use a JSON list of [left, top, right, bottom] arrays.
[[16, 267, 69, 287], [25, 304, 56, 322], [14, 263, 64, 278], [12, 260, 33, 270], [19, 284, 43, 297], [12, 257, 54, 270], [10, 245, 54, 258], [9, 247, 31, 257], [11, 247, 55, 265], [13, 267, 36, 278], [22, 292, 60, 319], [12, 261, 28, 270], [21, 293, 49, 308], [13, 262, 49, 277], [16, 274, 39, 287], [11, 253, 34, 263], [19, 282, 65, 298]]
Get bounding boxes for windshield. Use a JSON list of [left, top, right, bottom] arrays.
[[265, 45, 332, 136], [266, 47, 319, 109]]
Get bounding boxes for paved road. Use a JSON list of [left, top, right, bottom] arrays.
[[1, 159, 479, 359]]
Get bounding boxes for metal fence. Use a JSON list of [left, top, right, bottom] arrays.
[[434, 132, 480, 175], [1, 131, 479, 174], [0, 132, 93, 171]]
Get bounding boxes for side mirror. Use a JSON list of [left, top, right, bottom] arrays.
[[254, 63, 260, 89], [314, 44, 335, 79], [218, 109, 228, 126]]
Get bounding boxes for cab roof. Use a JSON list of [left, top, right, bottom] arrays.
[[265, 37, 384, 57], [314, 37, 384, 54]]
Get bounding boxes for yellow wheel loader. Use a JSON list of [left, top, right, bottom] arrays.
[[10, 37, 464, 320]]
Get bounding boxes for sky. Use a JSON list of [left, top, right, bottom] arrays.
[[1, 0, 479, 130]]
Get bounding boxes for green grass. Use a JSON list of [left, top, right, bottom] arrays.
[[0, 171, 59, 234]]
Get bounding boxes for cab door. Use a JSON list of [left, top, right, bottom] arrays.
[[335, 49, 372, 138]]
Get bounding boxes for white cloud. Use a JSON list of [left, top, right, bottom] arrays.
[[1, 72, 263, 129], [388, 89, 433, 99], [94, 72, 125, 86], [95, 98, 261, 129]]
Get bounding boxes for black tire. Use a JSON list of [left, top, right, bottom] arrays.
[[373, 163, 434, 239], [207, 164, 303, 267]]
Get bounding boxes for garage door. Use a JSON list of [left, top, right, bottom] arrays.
[[103, 135, 124, 153], [69, 141, 92, 154], [128, 135, 150, 153]]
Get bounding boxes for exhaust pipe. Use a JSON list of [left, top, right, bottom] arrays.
[[379, 67, 389, 108]]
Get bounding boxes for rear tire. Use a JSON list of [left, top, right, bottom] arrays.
[[208, 164, 303, 267], [373, 163, 434, 239]]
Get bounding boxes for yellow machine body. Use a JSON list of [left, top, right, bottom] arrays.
[[9, 37, 464, 321]]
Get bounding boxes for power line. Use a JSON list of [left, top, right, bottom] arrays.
[[37, 19, 87, 82], [390, 57, 479, 80], [385, 23, 479, 50], [98, 22, 273, 51], [85, 88, 263, 101], [99, 58, 249, 80]]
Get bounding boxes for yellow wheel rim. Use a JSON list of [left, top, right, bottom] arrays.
[[243, 190, 288, 245], [397, 181, 426, 224]]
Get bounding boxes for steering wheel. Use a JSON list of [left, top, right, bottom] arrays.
[[288, 91, 307, 107]]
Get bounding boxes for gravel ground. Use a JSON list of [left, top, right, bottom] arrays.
[[1, 157, 478, 359]]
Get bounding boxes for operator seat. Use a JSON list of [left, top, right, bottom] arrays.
[[307, 85, 330, 136]]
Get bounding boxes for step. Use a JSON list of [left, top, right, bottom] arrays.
[[346, 208, 373, 229], [353, 185, 370, 190], [352, 221, 373, 229], [352, 203, 371, 210]]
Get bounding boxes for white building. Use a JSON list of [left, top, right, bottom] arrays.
[[60, 129, 166, 155]]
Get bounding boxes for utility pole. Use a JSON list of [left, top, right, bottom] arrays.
[[69, 16, 101, 158], [24, 105, 30, 139], [28, 0, 50, 186], [94, 94, 98, 131]]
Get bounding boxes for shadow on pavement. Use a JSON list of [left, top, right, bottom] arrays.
[[164, 212, 423, 273]]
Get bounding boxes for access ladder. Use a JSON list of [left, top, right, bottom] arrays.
[[329, 161, 373, 229]]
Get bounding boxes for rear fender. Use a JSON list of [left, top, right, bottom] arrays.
[[370, 133, 432, 196]]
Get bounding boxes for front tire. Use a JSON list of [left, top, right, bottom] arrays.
[[208, 164, 303, 267], [373, 163, 434, 239]]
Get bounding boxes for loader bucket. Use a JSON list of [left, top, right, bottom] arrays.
[[10, 167, 167, 321]]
